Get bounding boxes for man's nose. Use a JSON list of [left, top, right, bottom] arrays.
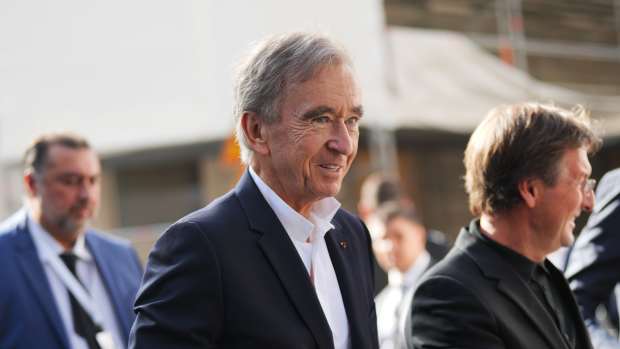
[[327, 121, 355, 155], [77, 180, 95, 200]]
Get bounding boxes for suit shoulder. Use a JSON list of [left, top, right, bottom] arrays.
[[601, 168, 620, 184], [412, 249, 499, 324], [163, 190, 244, 239], [593, 169, 620, 209], [420, 246, 482, 287], [0, 230, 13, 254], [185, 190, 239, 222], [0, 211, 28, 251], [333, 208, 365, 232], [410, 271, 501, 344], [86, 229, 135, 250], [0, 210, 26, 236], [0, 226, 15, 244]]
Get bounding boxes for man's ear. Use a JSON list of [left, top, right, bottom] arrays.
[[24, 172, 38, 197], [240, 111, 270, 156], [518, 178, 541, 208]]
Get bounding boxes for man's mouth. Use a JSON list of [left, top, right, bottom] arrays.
[[71, 205, 91, 218], [319, 164, 342, 171]]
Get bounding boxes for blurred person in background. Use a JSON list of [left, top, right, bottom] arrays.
[[358, 173, 408, 289], [409, 103, 600, 349], [374, 204, 442, 349], [130, 32, 379, 349], [0, 132, 143, 349], [358, 172, 406, 241], [566, 167, 620, 349], [358, 173, 448, 294]]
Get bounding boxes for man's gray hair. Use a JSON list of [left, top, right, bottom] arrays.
[[233, 32, 353, 164]]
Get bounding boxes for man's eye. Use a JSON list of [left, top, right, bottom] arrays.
[[313, 116, 330, 124], [58, 176, 80, 186], [346, 116, 360, 127], [89, 176, 100, 185]]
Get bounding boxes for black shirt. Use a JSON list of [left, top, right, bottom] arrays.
[[469, 219, 578, 348]]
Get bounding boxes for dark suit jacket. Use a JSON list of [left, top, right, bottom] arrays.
[[129, 170, 379, 349], [409, 220, 592, 349], [0, 209, 143, 349], [566, 168, 620, 348]]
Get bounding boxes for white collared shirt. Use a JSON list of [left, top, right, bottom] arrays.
[[28, 212, 124, 349], [376, 251, 431, 349], [249, 167, 350, 349], [398, 250, 431, 290]]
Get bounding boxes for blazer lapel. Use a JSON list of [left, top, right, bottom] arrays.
[[86, 233, 129, 344], [458, 229, 569, 349], [236, 171, 334, 349], [324, 225, 367, 349], [13, 218, 70, 349], [545, 260, 594, 349], [495, 273, 568, 349]]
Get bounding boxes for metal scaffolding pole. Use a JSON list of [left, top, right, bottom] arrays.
[[366, 27, 401, 179], [615, 0, 620, 50], [367, 125, 400, 178], [495, 0, 528, 72]]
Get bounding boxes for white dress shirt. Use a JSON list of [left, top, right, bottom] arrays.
[[375, 250, 431, 349], [28, 212, 124, 349], [249, 167, 350, 349]]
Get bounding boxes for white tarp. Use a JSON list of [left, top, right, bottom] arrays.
[[386, 27, 620, 134]]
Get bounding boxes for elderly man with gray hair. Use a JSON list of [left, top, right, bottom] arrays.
[[130, 32, 379, 349]]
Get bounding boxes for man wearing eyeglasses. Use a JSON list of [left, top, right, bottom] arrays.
[[566, 168, 620, 349], [408, 103, 599, 349]]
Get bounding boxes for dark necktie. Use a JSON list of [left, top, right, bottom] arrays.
[[59, 252, 102, 349]]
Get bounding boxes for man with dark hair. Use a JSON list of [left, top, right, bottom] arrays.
[[374, 204, 440, 349], [358, 174, 448, 292], [358, 173, 409, 289], [408, 103, 600, 349], [0, 132, 143, 349], [130, 32, 379, 349]]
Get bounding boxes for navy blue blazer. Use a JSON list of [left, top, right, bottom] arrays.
[[566, 168, 620, 348], [130, 170, 378, 349], [0, 210, 143, 349]]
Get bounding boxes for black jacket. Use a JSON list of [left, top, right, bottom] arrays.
[[409, 220, 592, 349]]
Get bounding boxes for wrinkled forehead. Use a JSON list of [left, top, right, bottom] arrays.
[[290, 63, 360, 97]]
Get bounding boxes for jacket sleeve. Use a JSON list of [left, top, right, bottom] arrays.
[[129, 221, 223, 349], [566, 172, 620, 349], [409, 275, 504, 349]]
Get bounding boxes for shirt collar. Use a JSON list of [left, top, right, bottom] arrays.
[[249, 166, 341, 243], [72, 231, 92, 262], [469, 219, 536, 282], [387, 250, 431, 288], [27, 210, 92, 263], [402, 250, 431, 287]]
